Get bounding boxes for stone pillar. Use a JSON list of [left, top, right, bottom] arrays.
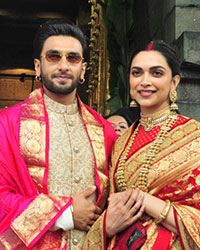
[[164, 0, 200, 120]]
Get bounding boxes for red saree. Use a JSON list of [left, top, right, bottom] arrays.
[[0, 88, 117, 249], [83, 114, 200, 249]]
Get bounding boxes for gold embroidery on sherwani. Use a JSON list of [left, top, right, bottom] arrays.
[[45, 95, 105, 250], [45, 95, 96, 201], [20, 89, 46, 192], [11, 194, 62, 246]]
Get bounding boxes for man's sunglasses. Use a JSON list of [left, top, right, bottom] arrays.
[[41, 51, 84, 64]]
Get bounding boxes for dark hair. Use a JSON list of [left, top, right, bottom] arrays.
[[128, 40, 180, 77], [105, 107, 140, 127], [33, 19, 87, 59]]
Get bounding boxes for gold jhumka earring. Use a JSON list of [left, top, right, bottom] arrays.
[[129, 99, 138, 107], [169, 88, 178, 112]]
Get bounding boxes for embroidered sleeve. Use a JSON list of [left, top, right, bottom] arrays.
[[10, 194, 72, 248]]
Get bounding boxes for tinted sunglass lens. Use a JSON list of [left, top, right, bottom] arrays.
[[46, 53, 61, 62], [45, 52, 82, 63], [67, 55, 82, 63]]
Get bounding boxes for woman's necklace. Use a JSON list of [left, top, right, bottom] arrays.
[[140, 106, 171, 132], [115, 108, 177, 192]]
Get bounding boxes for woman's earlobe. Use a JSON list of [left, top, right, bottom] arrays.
[[173, 74, 181, 88]]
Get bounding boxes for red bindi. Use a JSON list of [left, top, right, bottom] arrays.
[[147, 41, 154, 51]]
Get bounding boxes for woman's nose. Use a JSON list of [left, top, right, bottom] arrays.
[[141, 73, 151, 86], [115, 125, 120, 131]]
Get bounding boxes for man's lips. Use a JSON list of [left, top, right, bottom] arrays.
[[52, 74, 73, 80]]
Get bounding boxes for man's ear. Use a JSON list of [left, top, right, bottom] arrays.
[[34, 58, 41, 77], [172, 74, 181, 89], [80, 62, 87, 80]]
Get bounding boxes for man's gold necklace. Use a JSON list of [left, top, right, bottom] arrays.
[[115, 107, 177, 192]]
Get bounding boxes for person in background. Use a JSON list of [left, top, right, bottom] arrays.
[[0, 19, 117, 249], [83, 40, 200, 249], [105, 107, 140, 136]]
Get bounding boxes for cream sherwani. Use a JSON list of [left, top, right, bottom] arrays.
[[0, 87, 117, 250], [45, 95, 96, 250]]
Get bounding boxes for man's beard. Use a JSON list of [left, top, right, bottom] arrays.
[[41, 70, 81, 95]]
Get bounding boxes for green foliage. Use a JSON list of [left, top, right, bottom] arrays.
[[98, 0, 135, 112]]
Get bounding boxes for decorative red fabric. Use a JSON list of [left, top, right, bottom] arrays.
[[152, 226, 172, 250], [114, 222, 147, 250]]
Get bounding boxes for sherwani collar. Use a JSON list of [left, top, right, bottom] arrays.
[[44, 94, 79, 115]]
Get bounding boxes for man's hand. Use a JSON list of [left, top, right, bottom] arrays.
[[72, 186, 102, 231], [106, 189, 145, 238]]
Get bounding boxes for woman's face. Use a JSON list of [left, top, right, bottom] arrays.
[[107, 115, 129, 136], [129, 50, 180, 115]]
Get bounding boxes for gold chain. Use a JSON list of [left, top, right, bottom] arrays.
[[140, 106, 171, 131], [115, 125, 140, 191], [115, 113, 177, 192]]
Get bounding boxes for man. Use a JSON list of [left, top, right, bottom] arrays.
[[0, 19, 117, 249]]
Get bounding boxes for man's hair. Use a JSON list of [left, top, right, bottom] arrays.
[[33, 19, 87, 59]]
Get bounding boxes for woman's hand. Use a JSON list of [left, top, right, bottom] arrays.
[[136, 191, 178, 234], [105, 188, 145, 238]]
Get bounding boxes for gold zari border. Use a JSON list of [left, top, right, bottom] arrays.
[[11, 194, 61, 246], [20, 88, 46, 192]]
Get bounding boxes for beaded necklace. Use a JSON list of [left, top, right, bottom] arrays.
[[115, 109, 177, 192]]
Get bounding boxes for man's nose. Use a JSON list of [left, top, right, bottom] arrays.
[[58, 56, 70, 71]]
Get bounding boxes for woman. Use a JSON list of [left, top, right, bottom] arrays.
[[83, 41, 200, 249], [105, 107, 140, 136]]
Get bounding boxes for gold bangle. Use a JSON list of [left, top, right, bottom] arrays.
[[154, 200, 171, 224]]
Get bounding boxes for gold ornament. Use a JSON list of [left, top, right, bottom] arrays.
[[140, 106, 171, 132], [80, 78, 85, 84], [115, 109, 177, 192], [35, 75, 41, 81], [169, 88, 178, 112], [154, 200, 171, 224], [129, 99, 138, 107]]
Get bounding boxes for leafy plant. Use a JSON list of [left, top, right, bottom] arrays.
[[98, 0, 136, 112]]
